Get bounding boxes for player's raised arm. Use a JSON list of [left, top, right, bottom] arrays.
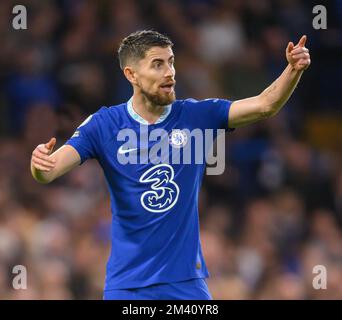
[[228, 35, 311, 128], [31, 137, 81, 184]]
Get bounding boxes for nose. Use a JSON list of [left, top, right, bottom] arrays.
[[164, 64, 175, 78]]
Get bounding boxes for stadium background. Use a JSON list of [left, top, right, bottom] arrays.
[[0, 0, 341, 299]]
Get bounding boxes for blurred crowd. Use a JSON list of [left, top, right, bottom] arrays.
[[0, 0, 341, 299]]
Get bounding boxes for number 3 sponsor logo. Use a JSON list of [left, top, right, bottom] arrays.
[[139, 164, 180, 213]]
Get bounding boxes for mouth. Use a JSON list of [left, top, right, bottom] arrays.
[[159, 82, 175, 93]]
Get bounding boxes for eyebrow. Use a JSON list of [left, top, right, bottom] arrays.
[[151, 56, 175, 64]]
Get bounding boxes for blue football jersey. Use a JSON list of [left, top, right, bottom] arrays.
[[65, 97, 233, 290]]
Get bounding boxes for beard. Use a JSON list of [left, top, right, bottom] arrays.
[[140, 86, 176, 106]]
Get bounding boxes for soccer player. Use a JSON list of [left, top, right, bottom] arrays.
[[30, 30, 311, 300]]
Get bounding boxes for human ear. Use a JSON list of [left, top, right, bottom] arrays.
[[123, 66, 138, 85]]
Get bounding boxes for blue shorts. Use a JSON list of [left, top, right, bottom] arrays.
[[103, 278, 212, 300]]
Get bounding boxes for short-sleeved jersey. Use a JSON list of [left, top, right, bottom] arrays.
[[65, 97, 233, 290]]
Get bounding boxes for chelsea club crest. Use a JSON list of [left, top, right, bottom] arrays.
[[169, 129, 188, 148]]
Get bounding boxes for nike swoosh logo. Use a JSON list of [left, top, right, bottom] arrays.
[[118, 146, 138, 154]]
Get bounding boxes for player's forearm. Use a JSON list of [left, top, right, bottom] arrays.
[[31, 145, 81, 184], [260, 64, 303, 116]]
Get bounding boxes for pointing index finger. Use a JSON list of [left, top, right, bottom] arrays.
[[298, 35, 307, 47]]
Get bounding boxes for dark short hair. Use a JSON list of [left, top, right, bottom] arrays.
[[118, 30, 173, 69]]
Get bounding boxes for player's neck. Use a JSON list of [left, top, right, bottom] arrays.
[[132, 95, 165, 125]]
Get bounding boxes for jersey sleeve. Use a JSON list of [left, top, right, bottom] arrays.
[[64, 113, 99, 165], [184, 98, 234, 132]]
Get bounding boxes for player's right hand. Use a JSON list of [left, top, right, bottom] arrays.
[[31, 137, 57, 172]]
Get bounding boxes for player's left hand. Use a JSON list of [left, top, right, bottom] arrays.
[[286, 35, 311, 71]]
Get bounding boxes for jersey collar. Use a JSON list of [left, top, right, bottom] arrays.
[[127, 97, 172, 125]]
